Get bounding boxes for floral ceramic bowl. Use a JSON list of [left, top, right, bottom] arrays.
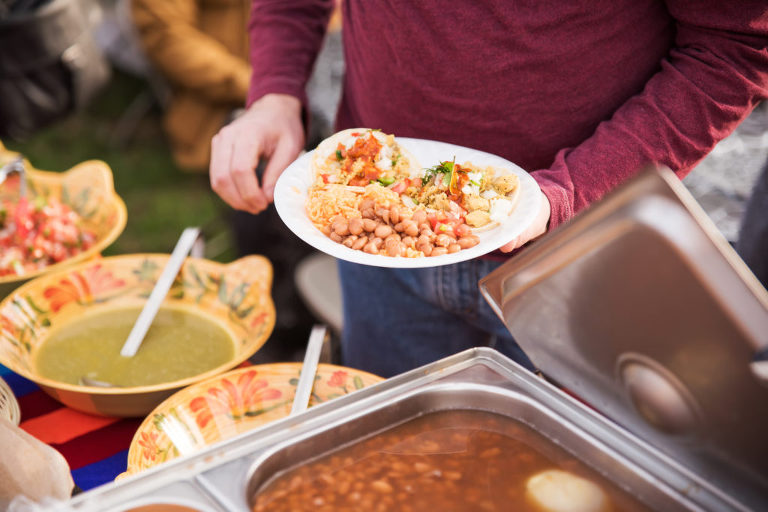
[[124, 363, 383, 476], [0, 141, 128, 299], [0, 254, 275, 417]]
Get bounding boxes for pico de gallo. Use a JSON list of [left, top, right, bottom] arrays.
[[0, 195, 96, 277], [316, 129, 412, 187]]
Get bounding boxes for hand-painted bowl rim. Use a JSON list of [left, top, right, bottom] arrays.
[[125, 362, 385, 475], [0, 253, 276, 396]]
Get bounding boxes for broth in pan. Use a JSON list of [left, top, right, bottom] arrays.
[[252, 410, 651, 512]]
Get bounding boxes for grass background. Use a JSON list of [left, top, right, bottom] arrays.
[[3, 71, 238, 262]]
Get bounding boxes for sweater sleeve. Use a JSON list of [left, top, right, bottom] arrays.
[[130, 0, 251, 104], [247, 0, 334, 107], [532, 1, 768, 230]]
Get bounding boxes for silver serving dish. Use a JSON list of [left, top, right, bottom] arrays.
[[63, 168, 768, 512], [62, 349, 740, 512]]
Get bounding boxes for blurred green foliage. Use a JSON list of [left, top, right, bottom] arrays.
[[3, 71, 238, 262]]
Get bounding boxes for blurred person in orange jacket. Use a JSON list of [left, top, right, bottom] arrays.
[[130, 0, 251, 171], [130, 0, 333, 359]]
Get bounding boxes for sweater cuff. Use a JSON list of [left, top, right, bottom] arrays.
[[531, 173, 572, 231], [247, 76, 308, 110]]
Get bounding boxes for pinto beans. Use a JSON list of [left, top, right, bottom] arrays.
[[417, 234, 432, 246], [385, 233, 402, 244], [375, 208, 390, 224], [435, 234, 452, 248], [333, 219, 350, 236], [362, 219, 378, 232], [375, 224, 393, 238], [458, 235, 480, 249], [348, 217, 364, 235], [324, 204, 479, 259], [385, 240, 405, 257], [412, 210, 428, 224], [352, 236, 368, 250], [430, 246, 448, 257], [403, 220, 419, 237], [359, 198, 375, 211], [389, 205, 401, 224]]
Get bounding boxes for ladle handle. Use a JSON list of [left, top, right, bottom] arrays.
[[120, 227, 201, 357], [290, 325, 328, 416]]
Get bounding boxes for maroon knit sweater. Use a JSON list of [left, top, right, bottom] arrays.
[[247, 0, 768, 229]]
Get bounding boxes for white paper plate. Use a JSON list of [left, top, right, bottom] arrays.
[[274, 137, 541, 268]]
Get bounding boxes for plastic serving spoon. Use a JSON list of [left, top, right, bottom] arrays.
[[79, 227, 201, 387], [290, 325, 328, 416], [121, 227, 201, 357], [0, 156, 27, 196]]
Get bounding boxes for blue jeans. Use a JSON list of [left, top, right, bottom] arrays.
[[339, 259, 534, 378]]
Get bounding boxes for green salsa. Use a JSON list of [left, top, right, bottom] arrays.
[[34, 306, 236, 387]]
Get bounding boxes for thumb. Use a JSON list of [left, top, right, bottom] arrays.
[[262, 136, 303, 202]]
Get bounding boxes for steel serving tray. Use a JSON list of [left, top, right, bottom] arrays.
[[63, 348, 744, 512]]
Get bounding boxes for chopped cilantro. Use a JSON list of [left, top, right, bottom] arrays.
[[335, 149, 343, 161], [421, 160, 454, 186]]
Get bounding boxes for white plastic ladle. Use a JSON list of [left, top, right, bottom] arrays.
[[120, 227, 202, 357]]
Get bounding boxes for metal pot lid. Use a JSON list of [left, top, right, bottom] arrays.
[[479, 168, 768, 504]]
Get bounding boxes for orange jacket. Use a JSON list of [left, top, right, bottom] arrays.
[[131, 0, 250, 171]]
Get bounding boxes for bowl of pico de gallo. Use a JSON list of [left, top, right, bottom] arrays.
[[0, 143, 127, 299]]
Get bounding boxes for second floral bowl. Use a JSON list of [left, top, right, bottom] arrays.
[[124, 363, 384, 476]]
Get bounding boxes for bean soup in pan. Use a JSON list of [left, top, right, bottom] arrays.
[[252, 410, 652, 512]]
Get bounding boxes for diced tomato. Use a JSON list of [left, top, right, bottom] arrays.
[[0, 195, 95, 277], [363, 167, 381, 181], [321, 174, 331, 184], [13, 197, 30, 239], [391, 181, 407, 194], [349, 177, 369, 187], [427, 212, 439, 229]]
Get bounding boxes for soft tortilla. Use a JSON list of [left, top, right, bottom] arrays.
[[466, 172, 522, 234], [310, 128, 420, 178]]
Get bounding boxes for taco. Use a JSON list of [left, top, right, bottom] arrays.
[[311, 128, 420, 187], [410, 160, 521, 232]]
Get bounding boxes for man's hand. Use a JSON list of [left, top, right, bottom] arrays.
[[499, 190, 551, 252], [210, 94, 304, 214]]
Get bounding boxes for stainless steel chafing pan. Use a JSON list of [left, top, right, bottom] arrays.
[[63, 349, 744, 512], [61, 168, 767, 512]]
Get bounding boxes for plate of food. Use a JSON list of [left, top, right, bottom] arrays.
[[274, 129, 541, 267]]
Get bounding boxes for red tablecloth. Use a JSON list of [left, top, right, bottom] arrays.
[[2, 365, 141, 491]]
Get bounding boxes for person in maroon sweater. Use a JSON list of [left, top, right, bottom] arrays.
[[210, 1, 768, 377]]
